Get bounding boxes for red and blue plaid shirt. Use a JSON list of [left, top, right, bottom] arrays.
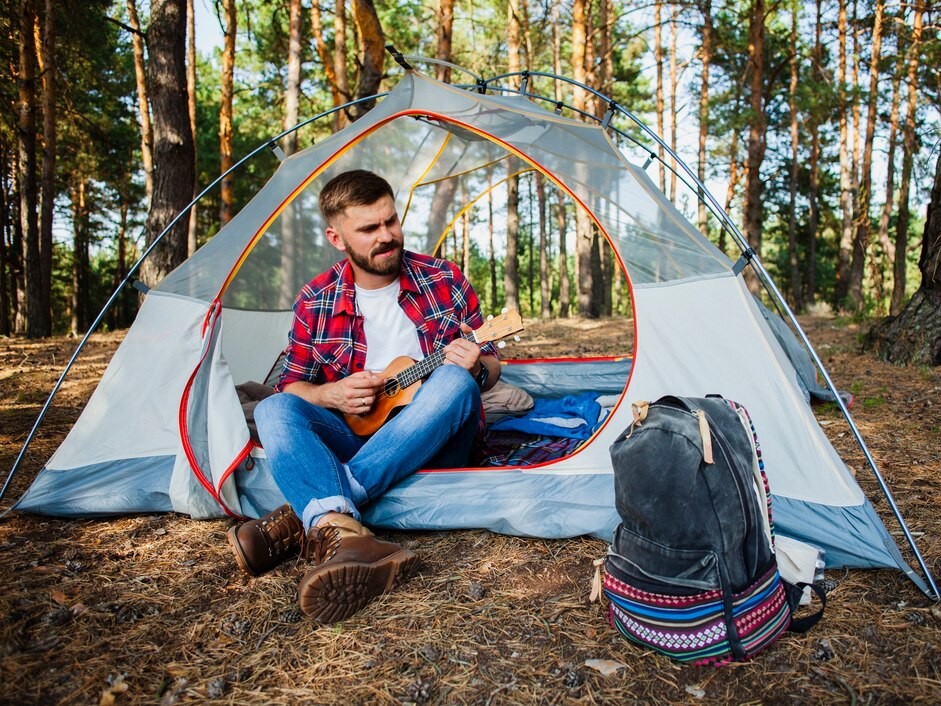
[[278, 251, 498, 391]]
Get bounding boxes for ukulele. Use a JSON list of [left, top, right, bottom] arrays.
[[344, 308, 524, 436]]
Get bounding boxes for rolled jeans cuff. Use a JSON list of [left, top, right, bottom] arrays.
[[302, 495, 360, 531], [344, 463, 368, 505]]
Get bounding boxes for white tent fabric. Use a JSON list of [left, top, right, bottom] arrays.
[[13, 71, 911, 577]]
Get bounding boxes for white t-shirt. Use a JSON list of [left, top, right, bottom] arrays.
[[355, 280, 424, 372]]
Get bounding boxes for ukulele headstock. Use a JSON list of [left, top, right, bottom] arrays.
[[473, 308, 524, 344]]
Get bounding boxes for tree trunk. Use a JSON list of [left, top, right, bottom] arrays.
[[186, 0, 197, 255], [892, 4, 923, 315], [488, 183, 497, 310], [218, 0, 236, 227], [835, 0, 854, 307], [537, 172, 550, 319], [654, 0, 666, 192], [69, 173, 90, 335], [805, 0, 823, 306], [866, 147, 941, 366], [874, 34, 904, 306], [126, 0, 153, 205], [741, 0, 767, 295], [350, 0, 383, 119], [572, 0, 596, 316], [786, 0, 802, 311], [722, 110, 740, 257], [279, 0, 303, 308], [142, 0, 196, 287], [504, 164, 520, 313], [38, 0, 55, 336], [557, 196, 570, 317], [311, 0, 343, 122], [435, 0, 454, 83], [333, 0, 350, 128], [696, 0, 712, 237], [668, 2, 678, 203], [19, 0, 41, 337], [0, 146, 11, 335], [848, 0, 883, 312]]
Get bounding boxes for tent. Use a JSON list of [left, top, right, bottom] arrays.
[[6, 63, 935, 596]]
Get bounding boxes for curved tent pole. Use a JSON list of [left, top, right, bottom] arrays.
[[0, 96, 383, 506]]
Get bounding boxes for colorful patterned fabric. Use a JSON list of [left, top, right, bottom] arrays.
[[278, 251, 497, 389], [603, 563, 792, 666], [475, 430, 584, 467]]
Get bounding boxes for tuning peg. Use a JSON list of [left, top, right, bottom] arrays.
[[498, 341, 506, 349], [487, 314, 493, 321], [513, 335, 521, 342], [501, 307, 508, 314]]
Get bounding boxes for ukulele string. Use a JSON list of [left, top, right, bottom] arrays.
[[380, 330, 479, 397]]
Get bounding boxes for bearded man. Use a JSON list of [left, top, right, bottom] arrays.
[[226, 169, 500, 623]]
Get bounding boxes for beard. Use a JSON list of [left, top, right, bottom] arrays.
[[345, 240, 403, 277]]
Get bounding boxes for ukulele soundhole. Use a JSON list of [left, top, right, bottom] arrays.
[[384, 380, 401, 398]]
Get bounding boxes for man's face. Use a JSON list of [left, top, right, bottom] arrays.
[[326, 195, 404, 284]]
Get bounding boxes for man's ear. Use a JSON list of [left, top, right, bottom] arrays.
[[325, 225, 346, 252]]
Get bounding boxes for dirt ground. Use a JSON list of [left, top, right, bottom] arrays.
[[1, 315, 940, 705]]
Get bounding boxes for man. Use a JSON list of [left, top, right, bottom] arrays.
[[227, 169, 500, 624]]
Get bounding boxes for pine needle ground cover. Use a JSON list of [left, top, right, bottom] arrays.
[[0, 317, 939, 705]]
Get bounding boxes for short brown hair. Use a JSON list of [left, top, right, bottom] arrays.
[[319, 170, 394, 224]]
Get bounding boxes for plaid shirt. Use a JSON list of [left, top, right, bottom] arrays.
[[278, 251, 498, 391]]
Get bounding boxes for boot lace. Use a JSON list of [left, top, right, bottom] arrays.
[[298, 524, 342, 565]]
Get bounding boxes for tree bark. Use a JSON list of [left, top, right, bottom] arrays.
[[218, 0, 236, 227], [126, 0, 153, 205], [186, 0, 197, 255], [0, 146, 10, 335], [866, 147, 941, 366], [741, 0, 767, 294], [696, 0, 712, 237], [311, 0, 343, 124], [556, 196, 570, 318], [350, 0, 384, 119], [537, 172, 550, 319], [786, 0, 802, 311], [892, 4, 923, 315], [279, 0, 303, 308], [69, 173, 90, 335], [504, 163, 520, 313], [654, 0, 666, 193], [847, 0, 883, 312], [142, 0, 195, 287], [38, 0, 55, 335], [805, 0, 824, 306], [435, 0, 454, 83], [19, 0, 41, 337], [668, 2, 678, 203], [874, 32, 904, 306], [835, 0, 854, 307]]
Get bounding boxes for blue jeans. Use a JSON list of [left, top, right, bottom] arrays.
[[254, 365, 480, 530]]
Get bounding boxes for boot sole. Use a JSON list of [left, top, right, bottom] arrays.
[[298, 548, 421, 624], [226, 524, 261, 577]]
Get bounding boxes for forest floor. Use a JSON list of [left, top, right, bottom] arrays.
[[0, 315, 940, 705]]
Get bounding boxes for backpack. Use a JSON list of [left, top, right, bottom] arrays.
[[599, 395, 824, 666]]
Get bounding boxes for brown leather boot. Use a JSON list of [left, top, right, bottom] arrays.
[[227, 503, 304, 576], [297, 513, 420, 623]]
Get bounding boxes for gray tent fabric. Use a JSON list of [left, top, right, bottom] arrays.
[[753, 298, 854, 407]]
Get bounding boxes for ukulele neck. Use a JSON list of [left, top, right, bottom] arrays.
[[393, 330, 476, 388]]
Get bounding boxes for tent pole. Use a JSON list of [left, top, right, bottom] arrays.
[[0, 99, 381, 507], [747, 253, 940, 600]]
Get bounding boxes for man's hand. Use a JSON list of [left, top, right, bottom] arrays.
[[443, 323, 481, 373], [283, 371, 386, 414]]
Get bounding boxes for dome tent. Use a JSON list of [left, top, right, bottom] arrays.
[[7, 65, 935, 597]]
